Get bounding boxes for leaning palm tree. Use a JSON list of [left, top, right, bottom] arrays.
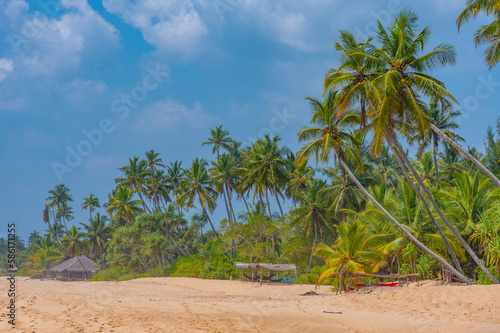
[[457, 0, 500, 68], [178, 158, 222, 244], [361, 9, 497, 282], [81, 193, 100, 220], [297, 91, 472, 284], [417, 99, 463, 184], [202, 125, 232, 158]]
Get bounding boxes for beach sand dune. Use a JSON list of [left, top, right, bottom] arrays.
[[1, 277, 499, 332]]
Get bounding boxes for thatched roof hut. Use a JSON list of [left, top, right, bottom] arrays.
[[48, 255, 98, 281]]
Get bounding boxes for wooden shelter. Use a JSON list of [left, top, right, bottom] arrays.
[[48, 255, 98, 281], [234, 262, 297, 285]]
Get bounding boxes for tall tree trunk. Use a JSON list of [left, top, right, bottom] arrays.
[[135, 186, 151, 213], [202, 207, 224, 245], [336, 152, 472, 285], [386, 137, 463, 273], [433, 134, 439, 184], [241, 194, 250, 212], [221, 186, 232, 223], [306, 218, 318, 274], [273, 189, 284, 216], [226, 183, 237, 222], [200, 225, 205, 258], [430, 123, 500, 188], [387, 132, 499, 284], [258, 192, 266, 217], [265, 186, 273, 218]]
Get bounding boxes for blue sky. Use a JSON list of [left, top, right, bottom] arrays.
[[1, 0, 499, 242]]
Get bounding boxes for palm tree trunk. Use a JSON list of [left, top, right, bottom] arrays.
[[336, 152, 472, 285], [386, 137, 463, 273], [386, 132, 499, 284], [430, 123, 500, 188], [241, 194, 250, 212], [200, 224, 205, 258], [433, 134, 439, 184], [226, 184, 237, 222], [135, 186, 151, 213], [258, 192, 266, 217], [221, 186, 232, 223], [202, 207, 223, 244], [273, 189, 284, 216], [265, 187, 272, 218], [306, 218, 318, 274]]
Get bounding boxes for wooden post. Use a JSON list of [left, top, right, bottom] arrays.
[[260, 269, 263, 285], [252, 270, 254, 284], [241, 269, 243, 283]]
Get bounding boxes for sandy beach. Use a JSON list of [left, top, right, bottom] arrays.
[[0, 277, 499, 332]]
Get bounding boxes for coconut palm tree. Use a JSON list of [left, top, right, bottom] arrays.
[[81, 193, 100, 220], [324, 31, 380, 128], [178, 158, 222, 244], [55, 202, 73, 229], [144, 150, 165, 210], [105, 186, 143, 226], [314, 221, 386, 288], [243, 134, 290, 216], [81, 213, 113, 260], [47, 184, 73, 227], [117, 157, 151, 212], [291, 179, 330, 274], [457, 0, 500, 68], [297, 91, 472, 284], [202, 125, 232, 158], [210, 154, 238, 223], [166, 161, 185, 213], [62, 225, 88, 273], [417, 99, 463, 184]]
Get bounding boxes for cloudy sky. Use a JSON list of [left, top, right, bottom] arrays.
[[1, 0, 498, 241]]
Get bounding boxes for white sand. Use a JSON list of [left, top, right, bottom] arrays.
[[1, 277, 499, 332]]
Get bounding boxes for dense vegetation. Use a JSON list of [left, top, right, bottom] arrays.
[[4, 7, 500, 286]]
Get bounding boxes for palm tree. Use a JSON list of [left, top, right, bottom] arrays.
[[81, 213, 113, 260], [166, 161, 185, 213], [178, 158, 222, 243], [55, 202, 73, 229], [202, 125, 232, 158], [297, 91, 472, 284], [105, 186, 143, 226], [291, 179, 330, 274], [117, 157, 151, 212], [417, 99, 463, 184], [47, 184, 73, 227], [210, 154, 238, 223], [147, 169, 172, 212], [28, 230, 41, 246], [457, 0, 500, 68], [81, 193, 100, 220], [314, 221, 386, 288], [144, 150, 165, 210], [324, 31, 379, 128], [243, 134, 290, 216], [61, 226, 87, 273]]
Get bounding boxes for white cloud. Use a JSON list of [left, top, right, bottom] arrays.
[[0, 58, 14, 82], [9, 0, 121, 77], [103, 0, 207, 55], [132, 97, 217, 134]]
